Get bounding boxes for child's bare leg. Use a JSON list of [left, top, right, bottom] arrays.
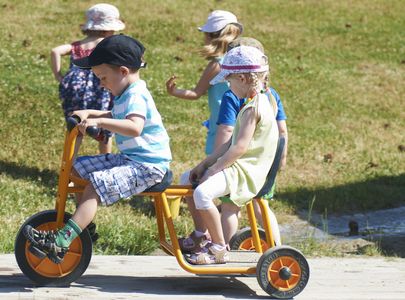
[[267, 206, 281, 245], [71, 184, 100, 229], [98, 138, 112, 154], [253, 199, 281, 245], [71, 168, 83, 203], [180, 171, 208, 233], [253, 199, 264, 227], [221, 203, 240, 244], [185, 196, 207, 233], [199, 207, 226, 246]]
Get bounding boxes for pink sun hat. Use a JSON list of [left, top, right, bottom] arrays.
[[210, 45, 269, 85], [198, 10, 243, 33], [81, 3, 125, 32]]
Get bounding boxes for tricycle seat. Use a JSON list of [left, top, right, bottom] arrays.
[[143, 170, 173, 192], [255, 136, 285, 198]]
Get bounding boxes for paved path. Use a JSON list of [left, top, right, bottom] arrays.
[[1, 254, 405, 299]]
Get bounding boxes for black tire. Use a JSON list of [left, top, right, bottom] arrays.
[[15, 210, 92, 286], [229, 227, 269, 251], [256, 246, 310, 299]]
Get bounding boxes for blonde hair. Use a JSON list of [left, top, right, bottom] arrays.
[[246, 71, 277, 118], [200, 24, 242, 59]]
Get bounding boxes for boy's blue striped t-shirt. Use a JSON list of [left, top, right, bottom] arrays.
[[111, 80, 172, 171]]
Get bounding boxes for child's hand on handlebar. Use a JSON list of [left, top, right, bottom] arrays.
[[78, 118, 100, 135], [71, 110, 89, 122]]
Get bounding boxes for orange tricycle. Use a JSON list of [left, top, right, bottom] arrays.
[[15, 117, 309, 299]]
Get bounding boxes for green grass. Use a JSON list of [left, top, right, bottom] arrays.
[[0, 0, 404, 255]]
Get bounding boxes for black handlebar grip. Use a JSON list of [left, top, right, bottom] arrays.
[[66, 115, 81, 131], [86, 126, 101, 139]]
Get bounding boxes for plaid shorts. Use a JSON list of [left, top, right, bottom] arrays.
[[74, 154, 165, 206]]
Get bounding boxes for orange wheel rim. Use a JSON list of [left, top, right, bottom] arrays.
[[25, 222, 83, 278], [268, 255, 301, 290], [239, 238, 269, 251]]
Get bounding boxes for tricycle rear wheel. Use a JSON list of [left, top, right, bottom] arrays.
[[256, 246, 310, 299], [15, 210, 92, 286]]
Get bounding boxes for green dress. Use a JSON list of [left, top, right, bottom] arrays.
[[223, 93, 279, 206]]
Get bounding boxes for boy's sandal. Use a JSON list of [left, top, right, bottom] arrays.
[[178, 231, 210, 253]]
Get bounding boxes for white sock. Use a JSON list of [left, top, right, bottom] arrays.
[[211, 243, 226, 251]]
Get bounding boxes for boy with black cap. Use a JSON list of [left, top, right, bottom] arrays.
[[23, 35, 172, 264]]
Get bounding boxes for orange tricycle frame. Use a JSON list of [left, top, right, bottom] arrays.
[[15, 122, 309, 298], [56, 125, 277, 276]]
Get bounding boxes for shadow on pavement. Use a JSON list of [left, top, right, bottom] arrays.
[[0, 274, 276, 299], [75, 275, 272, 299]]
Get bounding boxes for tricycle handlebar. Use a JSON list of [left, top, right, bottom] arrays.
[[66, 115, 110, 143]]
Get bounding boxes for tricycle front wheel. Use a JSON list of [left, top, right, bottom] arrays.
[[14, 210, 92, 286]]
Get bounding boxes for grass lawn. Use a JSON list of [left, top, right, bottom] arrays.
[[0, 0, 404, 255]]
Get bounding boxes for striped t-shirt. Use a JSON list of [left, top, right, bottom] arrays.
[[111, 80, 172, 171]]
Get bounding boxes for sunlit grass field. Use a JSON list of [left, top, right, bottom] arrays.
[[0, 0, 404, 255]]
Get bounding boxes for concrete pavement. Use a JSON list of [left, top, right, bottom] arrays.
[[1, 254, 405, 299]]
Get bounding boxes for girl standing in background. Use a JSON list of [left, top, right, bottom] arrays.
[[51, 3, 125, 153]]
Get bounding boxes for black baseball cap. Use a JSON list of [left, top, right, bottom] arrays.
[[73, 34, 146, 69]]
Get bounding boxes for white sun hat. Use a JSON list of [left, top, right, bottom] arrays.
[[198, 10, 243, 33], [81, 3, 125, 32], [210, 46, 269, 85]]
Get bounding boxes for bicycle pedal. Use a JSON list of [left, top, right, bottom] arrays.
[[28, 244, 47, 259]]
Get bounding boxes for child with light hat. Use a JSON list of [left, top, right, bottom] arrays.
[[198, 10, 243, 33], [183, 46, 279, 265], [166, 10, 243, 156], [217, 37, 288, 246], [80, 3, 125, 32], [51, 3, 125, 155]]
